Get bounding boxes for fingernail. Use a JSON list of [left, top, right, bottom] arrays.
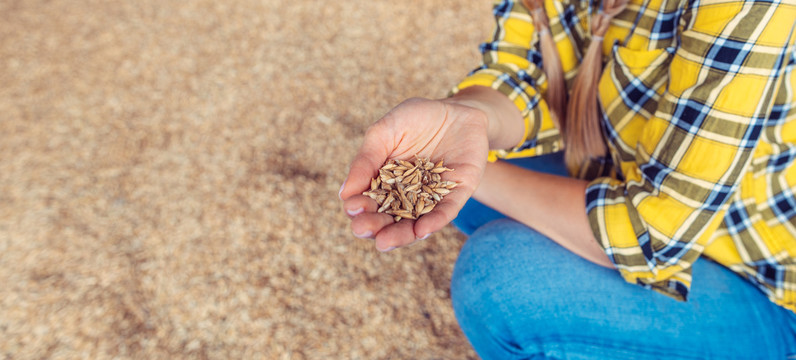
[[338, 180, 347, 200], [378, 246, 396, 253], [417, 233, 431, 241], [346, 207, 364, 216], [353, 230, 373, 238]]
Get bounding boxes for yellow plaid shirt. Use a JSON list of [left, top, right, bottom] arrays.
[[454, 0, 796, 312]]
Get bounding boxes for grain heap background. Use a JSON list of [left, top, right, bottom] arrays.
[[0, 0, 493, 358]]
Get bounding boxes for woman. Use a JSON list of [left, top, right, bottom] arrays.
[[339, 0, 796, 358]]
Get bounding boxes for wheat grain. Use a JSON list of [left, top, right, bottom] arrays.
[[362, 157, 458, 222]]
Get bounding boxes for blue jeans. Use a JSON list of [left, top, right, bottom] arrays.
[[451, 153, 796, 360]]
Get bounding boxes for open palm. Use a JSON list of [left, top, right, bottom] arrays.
[[339, 97, 490, 251]]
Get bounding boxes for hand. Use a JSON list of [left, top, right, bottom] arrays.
[[339, 97, 490, 252]]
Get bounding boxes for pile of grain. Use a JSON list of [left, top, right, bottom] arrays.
[[364, 158, 457, 222]]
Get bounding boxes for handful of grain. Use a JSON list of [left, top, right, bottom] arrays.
[[362, 157, 458, 222]]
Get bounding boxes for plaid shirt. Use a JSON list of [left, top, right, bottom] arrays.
[[454, 0, 796, 312]]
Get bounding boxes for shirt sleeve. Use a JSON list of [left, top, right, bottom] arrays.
[[586, 0, 796, 300], [452, 0, 564, 161]]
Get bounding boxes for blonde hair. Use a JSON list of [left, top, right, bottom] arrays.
[[522, 0, 628, 176]]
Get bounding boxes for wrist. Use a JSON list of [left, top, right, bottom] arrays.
[[443, 85, 524, 149], [441, 94, 492, 138]]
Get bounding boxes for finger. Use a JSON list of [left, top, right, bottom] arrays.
[[350, 211, 395, 239], [342, 194, 379, 218], [412, 185, 470, 238], [374, 219, 418, 252], [339, 123, 392, 201]]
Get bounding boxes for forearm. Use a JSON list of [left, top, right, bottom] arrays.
[[443, 85, 525, 150], [473, 160, 615, 268]]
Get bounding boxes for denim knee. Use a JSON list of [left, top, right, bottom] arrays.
[[450, 219, 625, 359], [451, 219, 558, 303], [450, 220, 561, 354]]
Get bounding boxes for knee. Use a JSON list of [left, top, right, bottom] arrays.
[[450, 219, 601, 357], [450, 219, 555, 327]]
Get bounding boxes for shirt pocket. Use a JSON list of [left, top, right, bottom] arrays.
[[599, 44, 675, 174]]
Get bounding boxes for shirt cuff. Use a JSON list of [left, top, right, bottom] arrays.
[[452, 71, 562, 160]]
